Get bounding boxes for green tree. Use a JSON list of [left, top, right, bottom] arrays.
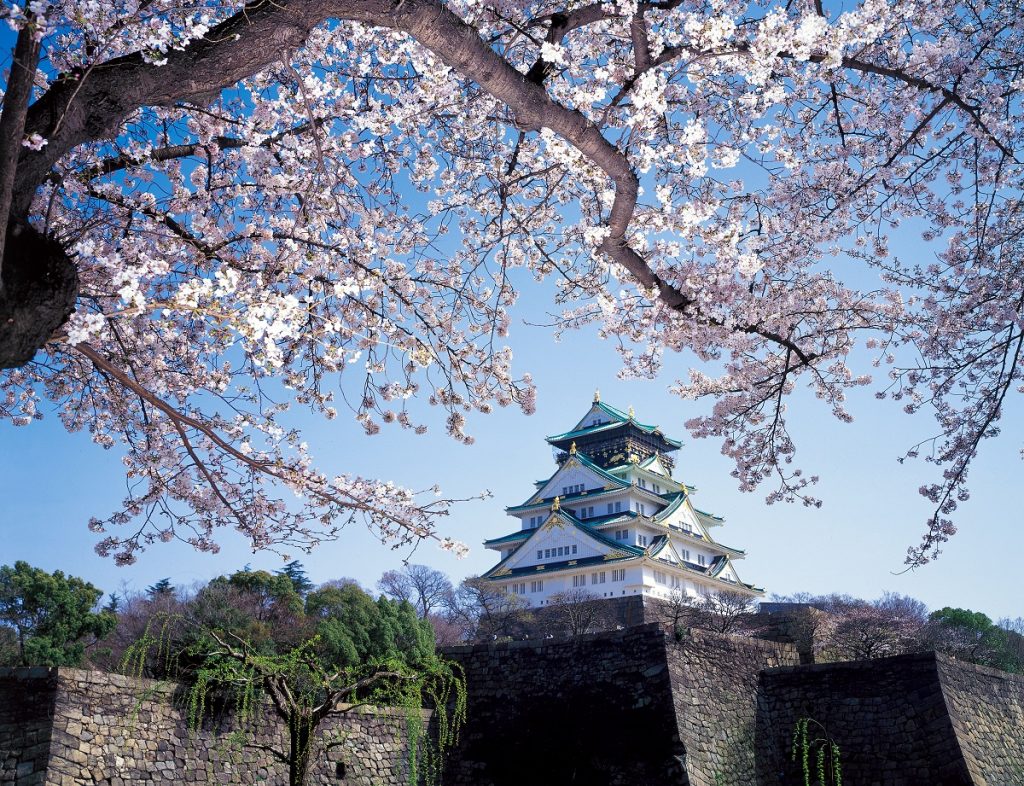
[[306, 583, 434, 669], [277, 561, 315, 597], [146, 578, 174, 599], [124, 607, 464, 786], [927, 607, 1022, 672], [0, 561, 115, 666]]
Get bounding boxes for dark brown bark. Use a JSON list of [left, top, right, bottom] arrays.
[[0, 24, 41, 288], [0, 221, 77, 368]]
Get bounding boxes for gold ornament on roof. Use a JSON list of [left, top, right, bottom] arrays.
[[628, 405, 635, 419], [629, 452, 640, 464], [552, 495, 561, 512], [569, 441, 577, 455], [594, 389, 601, 403]]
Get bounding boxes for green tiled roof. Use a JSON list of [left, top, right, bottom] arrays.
[[512, 453, 632, 510], [652, 492, 686, 522], [482, 530, 532, 548], [506, 484, 626, 514], [546, 401, 682, 448], [714, 540, 746, 556]]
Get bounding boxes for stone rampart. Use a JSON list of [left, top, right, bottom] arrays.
[[755, 651, 1024, 786], [442, 622, 799, 786], [0, 667, 429, 786], [935, 655, 1024, 784], [666, 629, 797, 785]]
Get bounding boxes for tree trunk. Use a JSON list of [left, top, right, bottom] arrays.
[[0, 222, 78, 369], [288, 712, 314, 786]]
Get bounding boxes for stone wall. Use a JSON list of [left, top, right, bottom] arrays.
[[0, 667, 430, 786], [442, 622, 799, 786], [755, 651, 1024, 786], [934, 655, 1024, 784], [1, 668, 58, 785], [665, 629, 797, 786]]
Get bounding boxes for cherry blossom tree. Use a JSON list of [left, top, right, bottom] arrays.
[[1, 0, 1021, 565]]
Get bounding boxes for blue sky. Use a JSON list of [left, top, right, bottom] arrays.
[[3, 291, 1021, 620]]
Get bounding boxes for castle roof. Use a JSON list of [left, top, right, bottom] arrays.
[[545, 400, 683, 453]]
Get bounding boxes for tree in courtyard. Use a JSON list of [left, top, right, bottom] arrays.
[[0, 561, 116, 666], [377, 564, 456, 619], [2, 0, 1024, 566], [305, 581, 436, 668]]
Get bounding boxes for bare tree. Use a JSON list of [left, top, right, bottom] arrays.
[[544, 588, 615, 638], [817, 593, 928, 661], [657, 589, 759, 637], [446, 577, 531, 642], [377, 565, 455, 619]]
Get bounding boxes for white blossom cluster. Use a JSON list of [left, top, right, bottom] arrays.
[[2, 0, 1022, 567]]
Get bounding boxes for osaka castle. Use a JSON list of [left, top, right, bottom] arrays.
[[481, 394, 762, 606]]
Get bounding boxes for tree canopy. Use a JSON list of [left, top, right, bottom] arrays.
[[0, 561, 115, 666], [1, 0, 1023, 564]]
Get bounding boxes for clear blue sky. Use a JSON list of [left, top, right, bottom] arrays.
[[2, 286, 1021, 620]]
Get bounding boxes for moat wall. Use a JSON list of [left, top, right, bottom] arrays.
[[0, 667, 429, 786], [5, 634, 1024, 786], [442, 623, 799, 786], [755, 651, 1024, 786]]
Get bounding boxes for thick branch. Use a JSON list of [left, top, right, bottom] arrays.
[[0, 24, 42, 285]]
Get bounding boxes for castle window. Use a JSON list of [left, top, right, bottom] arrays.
[[573, 574, 587, 588], [654, 570, 667, 585], [606, 503, 613, 514], [698, 555, 706, 566], [537, 550, 543, 560], [681, 548, 690, 561], [531, 580, 543, 593], [615, 501, 622, 512], [612, 569, 625, 582], [571, 545, 577, 554]]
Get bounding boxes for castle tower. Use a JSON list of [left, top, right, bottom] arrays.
[[481, 395, 762, 605]]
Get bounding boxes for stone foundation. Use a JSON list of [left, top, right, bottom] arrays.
[[442, 623, 799, 786], [755, 651, 1024, 786], [0, 667, 431, 786]]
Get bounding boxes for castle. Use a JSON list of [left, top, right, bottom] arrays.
[[481, 394, 761, 605]]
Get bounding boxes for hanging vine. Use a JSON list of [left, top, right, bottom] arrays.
[[121, 613, 466, 786], [791, 716, 843, 786]]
